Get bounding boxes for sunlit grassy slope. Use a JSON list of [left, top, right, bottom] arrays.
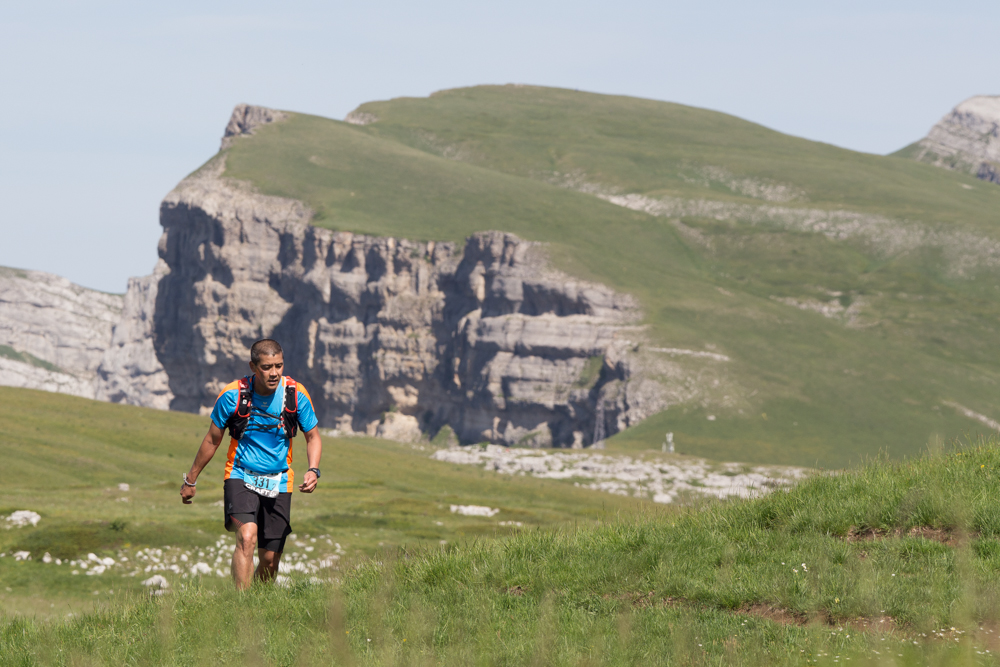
[[222, 85, 1000, 468], [0, 388, 640, 617], [353, 85, 1000, 230], [9, 439, 1000, 665]]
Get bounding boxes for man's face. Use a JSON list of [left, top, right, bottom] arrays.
[[250, 353, 284, 394]]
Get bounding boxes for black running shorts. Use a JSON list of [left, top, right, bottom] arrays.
[[223, 478, 293, 553]]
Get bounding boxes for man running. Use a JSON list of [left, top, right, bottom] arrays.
[[179, 339, 322, 589]]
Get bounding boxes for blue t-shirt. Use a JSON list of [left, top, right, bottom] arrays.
[[211, 375, 318, 490]]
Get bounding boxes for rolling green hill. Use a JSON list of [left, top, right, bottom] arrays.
[[352, 85, 1000, 230], [219, 85, 1000, 468]]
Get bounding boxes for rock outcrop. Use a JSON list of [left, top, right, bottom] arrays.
[[905, 95, 1000, 183], [221, 103, 287, 150], [153, 147, 649, 445], [3, 104, 688, 447], [0, 266, 122, 398], [94, 261, 174, 409], [0, 264, 173, 406]]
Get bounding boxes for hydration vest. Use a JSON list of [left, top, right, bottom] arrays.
[[225, 376, 300, 441]]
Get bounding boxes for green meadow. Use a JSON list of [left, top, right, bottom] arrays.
[[0, 387, 642, 619], [7, 388, 1000, 664], [221, 85, 1000, 467]]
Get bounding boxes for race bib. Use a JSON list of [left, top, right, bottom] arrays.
[[244, 469, 282, 498]]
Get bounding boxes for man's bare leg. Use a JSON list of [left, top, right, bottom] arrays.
[[232, 522, 258, 590], [256, 549, 282, 583]]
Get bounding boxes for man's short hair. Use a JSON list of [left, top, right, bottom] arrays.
[[250, 339, 283, 364]]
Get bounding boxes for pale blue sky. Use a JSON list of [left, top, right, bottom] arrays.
[[1, 0, 997, 292]]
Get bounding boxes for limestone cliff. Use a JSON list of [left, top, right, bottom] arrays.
[[0, 266, 122, 398], [0, 264, 172, 406], [221, 103, 287, 150], [1, 104, 695, 447], [153, 139, 659, 446], [904, 95, 1000, 184], [94, 261, 174, 409]]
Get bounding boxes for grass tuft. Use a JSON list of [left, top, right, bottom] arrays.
[[8, 439, 1000, 663]]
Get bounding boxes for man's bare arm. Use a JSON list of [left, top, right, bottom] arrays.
[[180, 423, 225, 504], [298, 427, 323, 493]]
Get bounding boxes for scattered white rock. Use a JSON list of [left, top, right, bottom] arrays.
[[344, 110, 378, 126], [13, 551, 31, 561], [375, 412, 423, 443], [593, 185, 1000, 279], [142, 575, 170, 589], [42, 553, 52, 564], [4, 511, 41, 528], [648, 347, 730, 362], [50, 533, 343, 585], [450, 504, 500, 517], [118, 483, 130, 492], [433, 445, 809, 504], [189, 562, 212, 576]]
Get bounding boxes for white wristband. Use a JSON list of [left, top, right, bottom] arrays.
[[183, 474, 197, 487]]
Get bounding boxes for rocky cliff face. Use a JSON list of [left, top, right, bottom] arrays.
[[94, 261, 174, 409], [907, 95, 1000, 183], [0, 266, 122, 398], [221, 103, 287, 150], [0, 264, 172, 405], [153, 143, 656, 446], [2, 104, 684, 447]]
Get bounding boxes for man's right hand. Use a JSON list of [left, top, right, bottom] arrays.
[[183, 424, 225, 506]]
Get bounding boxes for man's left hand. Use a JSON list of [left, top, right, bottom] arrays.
[[299, 470, 318, 493]]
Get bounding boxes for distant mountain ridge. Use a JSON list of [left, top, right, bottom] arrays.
[[895, 95, 1000, 184]]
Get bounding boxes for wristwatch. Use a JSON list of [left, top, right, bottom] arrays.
[[307, 467, 321, 478]]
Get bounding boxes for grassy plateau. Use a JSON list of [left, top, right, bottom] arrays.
[[6, 390, 1000, 664], [218, 84, 1000, 468]]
